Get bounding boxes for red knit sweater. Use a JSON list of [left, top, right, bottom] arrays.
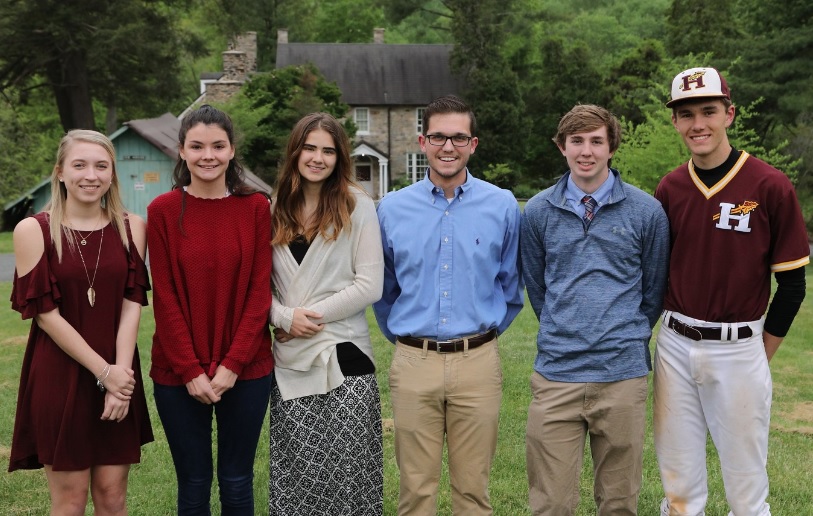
[[147, 189, 273, 385]]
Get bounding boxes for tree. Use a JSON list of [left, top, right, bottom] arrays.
[[665, 0, 740, 62], [307, 0, 386, 43], [0, 0, 204, 132], [728, 0, 813, 133], [482, 163, 519, 191], [613, 109, 689, 194], [605, 40, 667, 126], [222, 64, 351, 185], [383, 0, 451, 26], [445, 0, 529, 182], [533, 0, 670, 75], [90, 2, 207, 132], [728, 101, 801, 183], [0, 84, 63, 216], [384, 1, 452, 44]]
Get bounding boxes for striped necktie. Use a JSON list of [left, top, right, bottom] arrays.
[[582, 195, 597, 225]]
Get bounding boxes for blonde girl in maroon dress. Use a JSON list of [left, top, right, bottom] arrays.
[[9, 130, 153, 515]]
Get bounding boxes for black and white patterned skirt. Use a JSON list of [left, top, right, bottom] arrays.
[[269, 374, 383, 515]]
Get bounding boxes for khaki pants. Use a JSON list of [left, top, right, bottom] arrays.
[[390, 338, 502, 515], [526, 373, 647, 515]]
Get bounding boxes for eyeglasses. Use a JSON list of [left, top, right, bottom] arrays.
[[426, 134, 473, 147]]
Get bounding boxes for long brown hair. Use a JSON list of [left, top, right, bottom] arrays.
[[272, 112, 359, 245], [46, 130, 129, 262]]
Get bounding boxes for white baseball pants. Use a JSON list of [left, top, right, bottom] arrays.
[[653, 311, 772, 516]]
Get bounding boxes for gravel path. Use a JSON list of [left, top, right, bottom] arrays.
[[0, 253, 14, 282]]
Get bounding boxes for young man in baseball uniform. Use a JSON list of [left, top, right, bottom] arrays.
[[654, 67, 810, 515]]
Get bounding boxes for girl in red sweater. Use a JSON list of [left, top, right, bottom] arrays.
[[147, 105, 273, 515]]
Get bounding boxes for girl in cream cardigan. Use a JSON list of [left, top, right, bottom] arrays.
[[269, 112, 384, 515]]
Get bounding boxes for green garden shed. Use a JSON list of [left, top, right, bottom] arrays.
[[109, 112, 179, 218]]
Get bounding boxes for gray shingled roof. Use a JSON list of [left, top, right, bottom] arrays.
[[126, 112, 180, 159], [276, 43, 464, 105]]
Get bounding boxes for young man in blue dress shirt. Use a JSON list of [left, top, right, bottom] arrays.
[[374, 95, 523, 515], [521, 104, 670, 515]]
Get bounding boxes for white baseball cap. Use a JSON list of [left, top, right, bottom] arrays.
[[666, 67, 731, 108]]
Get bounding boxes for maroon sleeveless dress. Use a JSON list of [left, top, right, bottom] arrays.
[[8, 212, 154, 472]]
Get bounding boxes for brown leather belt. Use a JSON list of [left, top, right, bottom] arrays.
[[397, 329, 497, 353], [667, 316, 753, 341]]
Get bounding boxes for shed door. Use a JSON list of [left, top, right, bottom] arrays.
[[120, 162, 172, 220]]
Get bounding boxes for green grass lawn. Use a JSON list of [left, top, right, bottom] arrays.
[[0, 231, 13, 254], [1, 268, 812, 515]]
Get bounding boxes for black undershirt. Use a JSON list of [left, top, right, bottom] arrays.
[[692, 148, 807, 337], [288, 235, 375, 375]]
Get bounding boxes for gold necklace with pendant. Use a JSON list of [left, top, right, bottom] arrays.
[[69, 213, 103, 245], [73, 226, 104, 307], [74, 228, 93, 245]]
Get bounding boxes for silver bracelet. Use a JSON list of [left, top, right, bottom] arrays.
[[96, 363, 111, 392]]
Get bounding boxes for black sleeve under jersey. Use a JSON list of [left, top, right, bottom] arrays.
[[764, 267, 807, 337]]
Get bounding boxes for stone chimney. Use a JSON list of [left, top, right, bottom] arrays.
[[202, 32, 257, 104], [373, 28, 385, 44], [222, 51, 248, 82], [278, 29, 289, 44], [229, 32, 257, 74], [205, 82, 242, 104]]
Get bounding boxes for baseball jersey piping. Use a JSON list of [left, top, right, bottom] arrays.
[[688, 151, 750, 199], [771, 256, 811, 272]]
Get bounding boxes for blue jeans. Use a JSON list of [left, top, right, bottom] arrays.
[[154, 374, 272, 516]]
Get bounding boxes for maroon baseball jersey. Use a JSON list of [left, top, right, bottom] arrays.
[[655, 151, 810, 322]]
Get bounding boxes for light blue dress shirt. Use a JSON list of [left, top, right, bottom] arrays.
[[564, 171, 615, 219], [373, 170, 524, 343]]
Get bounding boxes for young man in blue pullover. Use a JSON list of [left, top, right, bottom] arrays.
[[521, 104, 670, 515]]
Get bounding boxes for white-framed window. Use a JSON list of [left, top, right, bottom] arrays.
[[406, 153, 428, 183], [416, 108, 426, 134], [354, 107, 370, 134]]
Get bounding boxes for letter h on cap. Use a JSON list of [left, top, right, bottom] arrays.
[[681, 71, 708, 92]]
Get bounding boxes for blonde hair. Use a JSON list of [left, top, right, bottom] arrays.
[[45, 130, 130, 262]]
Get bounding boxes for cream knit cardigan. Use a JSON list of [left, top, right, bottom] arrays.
[[270, 190, 384, 400]]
